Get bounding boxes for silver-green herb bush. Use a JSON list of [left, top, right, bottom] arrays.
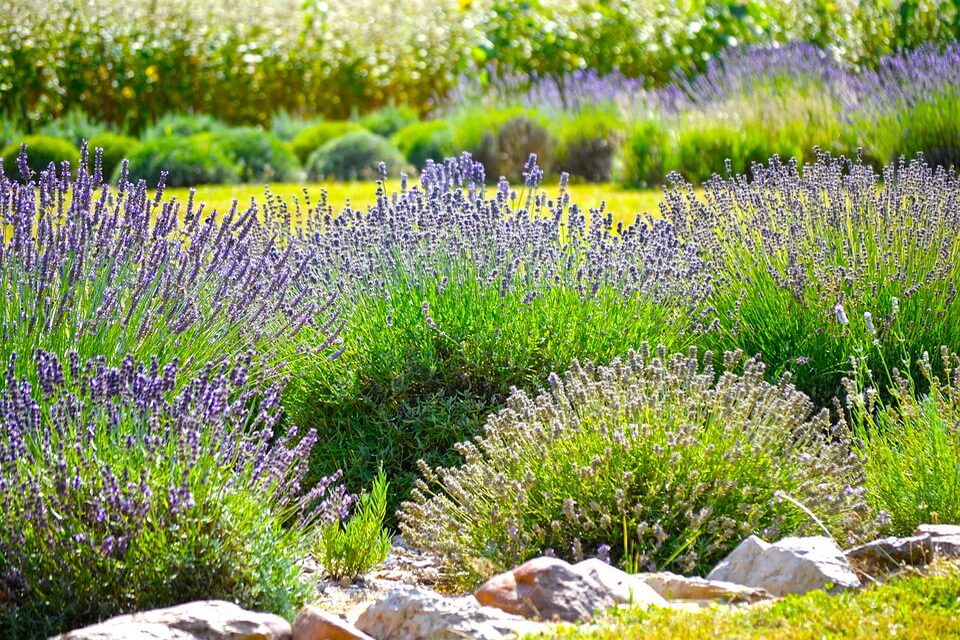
[[400, 346, 869, 586], [210, 127, 300, 182], [391, 120, 454, 170], [306, 131, 411, 181], [122, 135, 240, 187], [291, 121, 365, 165], [1, 135, 79, 182]]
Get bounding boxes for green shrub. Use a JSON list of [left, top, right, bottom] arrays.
[[400, 347, 868, 586], [391, 120, 454, 170], [359, 104, 419, 138], [305, 131, 410, 181], [0, 116, 22, 148], [88, 132, 141, 180], [860, 92, 960, 169], [556, 109, 625, 183], [291, 121, 364, 165], [0, 135, 79, 181], [493, 116, 556, 183], [271, 109, 323, 141], [315, 468, 392, 580], [39, 108, 107, 147], [141, 112, 226, 141], [849, 348, 960, 535], [122, 135, 240, 187], [210, 127, 300, 182], [617, 118, 669, 189]]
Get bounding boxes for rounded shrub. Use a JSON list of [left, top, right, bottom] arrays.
[[400, 347, 869, 586], [493, 116, 556, 183], [209, 127, 300, 182], [359, 104, 419, 138], [0, 135, 80, 181], [88, 132, 141, 181], [122, 135, 240, 187], [392, 120, 455, 170], [617, 118, 669, 189], [556, 109, 625, 183], [39, 109, 108, 147], [141, 112, 226, 141], [291, 121, 365, 165], [306, 131, 411, 181], [271, 109, 324, 141]]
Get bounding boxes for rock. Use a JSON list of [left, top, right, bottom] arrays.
[[293, 606, 373, 640], [707, 535, 860, 596], [916, 524, 960, 537], [571, 559, 667, 607], [845, 535, 933, 575], [640, 572, 774, 603], [474, 557, 615, 621], [355, 586, 548, 640], [52, 600, 291, 640], [914, 524, 960, 559]]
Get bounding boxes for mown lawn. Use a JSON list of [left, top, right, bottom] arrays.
[[546, 564, 960, 640], [166, 182, 667, 228]]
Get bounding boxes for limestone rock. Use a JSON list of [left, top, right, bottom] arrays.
[[354, 586, 548, 640], [845, 535, 933, 575], [640, 572, 774, 603], [915, 524, 960, 559], [572, 559, 668, 607], [707, 535, 860, 596], [292, 606, 373, 640], [51, 600, 292, 640], [915, 524, 960, 538], [474, 557, 615, 621]]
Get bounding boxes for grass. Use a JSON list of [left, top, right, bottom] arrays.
[[546, 562, 960, 640], [166, 181, 667, 227]]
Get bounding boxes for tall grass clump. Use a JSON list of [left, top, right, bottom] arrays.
[[0, 144, 340, 385], [663, 152, 960, 404], [400, 346, 870, 587], [280, 155, 711, 515], [0, 350, 353, 637], [847, 347, 960, 535]]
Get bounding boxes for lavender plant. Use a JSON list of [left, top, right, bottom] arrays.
[[0, 350, 352, 637], [662, 152, 960, 404], [399, 346, 869, 586], [278, 154, 711, 515]]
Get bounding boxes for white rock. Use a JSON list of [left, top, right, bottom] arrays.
[[51, 600, 291, 640], [707, 535, 860, 596], [640, 571, 773, 603], [355, 586, 549, 640], [572, 559, 667, 607]]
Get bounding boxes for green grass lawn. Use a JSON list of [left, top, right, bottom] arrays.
[[546, 563, 960, 640], [166, 182, 667, 228]]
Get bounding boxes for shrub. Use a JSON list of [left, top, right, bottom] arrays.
[[399, 347, 869, 586], [87, 131, 140, 180], [617, 118, 669, 189], [283, 154, 710, 519], [848, 348, 960, 535], [210, 127, 300, 182], [291, 121, 364, 165], [0, 350, 353, 637], [271, 109, 323, 141], [359, 104, 419, 138], [38, 108, 108, 147], [305, 131, 411, 181], [663, 152, 960, 405], [122, 135, 240, 186], [391, 120, 454, 170], [315, 468, 392, 580], [141, 112, 226, 141], [0, 116, 22, 148], [0, 135, 80, 181], [556, 109, 624, 182], [493, 116, 556, 183]]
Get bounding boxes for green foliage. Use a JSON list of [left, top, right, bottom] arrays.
[[556, 109, 625, 182], [122, 135, 240, 187], [859, 91, 960, 169], [0, 134, 79, 181], [141, 112, 226, 141], [271, 109, 324, 141], [359, 104, 420, 138], [449, 107, 555, 181], [617, 118, 669, 189], [391, 120, 455, 170], [400, 347, 868, 586], [38, 108, 107, 147], [290, 121, 365, 165], [305, 131, 410, 181], [315, 469, 392, 580], [88, 131, 140, 180], [210, 127, 300, 182], [849, 348, 960, 535]]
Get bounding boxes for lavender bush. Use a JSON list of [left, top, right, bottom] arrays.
[[0, 350, 352, 637], [400, 346, 870, 587]]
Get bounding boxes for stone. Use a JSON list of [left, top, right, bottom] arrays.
[[52, 600, 291, 640], [354, 586, 548, 640], [292, 606, 373, 640], [474, 557, 615, 621], [915, 524, 960, 537], [571, 559, 667, 607], [914, 524, 960, 559], [707, 535, 860, 596], [640, 572, 774, 603], [845, 535, 933, 575]]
